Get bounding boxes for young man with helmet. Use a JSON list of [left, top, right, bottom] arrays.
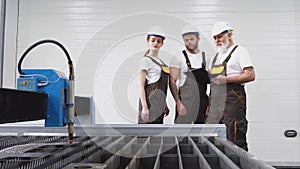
[[169, 25, 210, 124]]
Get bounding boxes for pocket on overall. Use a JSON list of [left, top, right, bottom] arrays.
[[231, 88, 247, 114], [231, 89, 245, 105], [222, 118, 237, 141], [211, 65, 225, 74], [236, 119, 248, 140], [210, 65, 225, 78], [161, 65, 170, 74], [148, 89, 166, 121]]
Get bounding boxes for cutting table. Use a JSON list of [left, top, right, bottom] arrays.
[[0, 124, 276, 169]]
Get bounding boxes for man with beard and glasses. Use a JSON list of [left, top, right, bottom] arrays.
[[169, 24, 210, 124], [206, 21, 255, 151]]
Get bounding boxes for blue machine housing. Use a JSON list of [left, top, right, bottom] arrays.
[[17, 69, 69, 127]]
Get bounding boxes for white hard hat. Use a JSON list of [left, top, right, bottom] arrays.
[[211, 21, 234, 36], [147, 26, 166, 40], [181, 24, 199, 37]]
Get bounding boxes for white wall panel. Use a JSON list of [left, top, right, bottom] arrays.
[[2, 0, 18, 88], [3, 0, 300, 162]]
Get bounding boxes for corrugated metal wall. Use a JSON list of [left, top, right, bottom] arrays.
[[2, 0, 300, 162]]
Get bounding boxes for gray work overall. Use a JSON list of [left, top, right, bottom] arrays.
[[207, 45, 248, 151], [138, 56, 169, 124], [175, 51, 210, 124]]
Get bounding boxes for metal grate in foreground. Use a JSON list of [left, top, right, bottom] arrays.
[[0, 135, 275, 169]]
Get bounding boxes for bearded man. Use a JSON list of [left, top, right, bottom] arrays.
[[206, 21, 255, 151]]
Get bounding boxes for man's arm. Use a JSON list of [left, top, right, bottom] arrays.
[[169, 67, 180, 102], [211, 67, 255, 84], [169, 67, 187, 116], [226, 67, 255, 84]]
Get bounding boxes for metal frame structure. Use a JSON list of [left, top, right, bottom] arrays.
[[0, 0, 6, 87], [0, 124, 226, 138]]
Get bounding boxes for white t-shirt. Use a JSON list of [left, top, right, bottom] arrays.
[[208, 45, 253, 77], [170, 50, 206, 87], [139, 56, 163, 84]]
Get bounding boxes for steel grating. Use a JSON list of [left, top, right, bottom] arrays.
[[0, 135, 275, 169], [0, 125, 277, 169]]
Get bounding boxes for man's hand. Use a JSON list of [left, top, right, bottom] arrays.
[[164, 106, 170, 117], [211, 75, 226, 84], [176, 100, 187, 116], [205, 106, 210, 116], [141, 108, 149, 122]]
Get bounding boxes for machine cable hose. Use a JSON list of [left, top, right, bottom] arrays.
[[17, 39, 74, 81]]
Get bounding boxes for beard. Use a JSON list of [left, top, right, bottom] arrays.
[[216, 38, 229, 54], [185, 44, 197, 52]]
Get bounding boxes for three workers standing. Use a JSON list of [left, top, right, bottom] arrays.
[[138, 21, 255, 151]]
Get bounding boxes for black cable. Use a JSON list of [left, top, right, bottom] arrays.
[[17, 39, 74, 80]]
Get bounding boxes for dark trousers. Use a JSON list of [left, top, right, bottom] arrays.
[[221, 117, 248, 151], [223, 85, 248, 151], [207, 84, 248, 151]]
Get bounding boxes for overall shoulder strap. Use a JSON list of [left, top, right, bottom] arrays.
[[211, 53, 219, 68], [182, 50, 192, 69], [223, 45, 239, 76], [222, 45, 239, 64], [202, 51, 206, 69], [145, 56, 163, 67], [159, 58, 168, 66]]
